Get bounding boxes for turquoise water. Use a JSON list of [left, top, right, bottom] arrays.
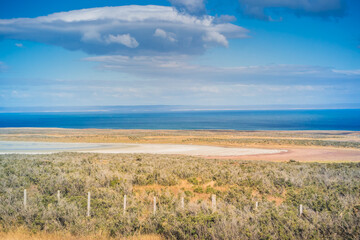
[[0, 109, 359, 130]]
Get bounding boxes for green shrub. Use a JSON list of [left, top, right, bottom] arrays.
[[187, 177, 199, 185], [193, 187, 204, 194]]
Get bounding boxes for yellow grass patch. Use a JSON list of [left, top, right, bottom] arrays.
[[0, 229, 163, 240]]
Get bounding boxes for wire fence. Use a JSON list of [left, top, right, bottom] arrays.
[[21, 189, 305, 217]]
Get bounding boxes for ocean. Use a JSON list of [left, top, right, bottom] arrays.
[[0, 109, 360, 131]]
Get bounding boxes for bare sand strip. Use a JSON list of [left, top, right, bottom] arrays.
[[0, 141, 286, 156]]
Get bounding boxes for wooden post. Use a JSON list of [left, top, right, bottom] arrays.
[[153, 197, 156, 215], [57, 190, 60, 203], [87, 192, 91, 217], [299, 204, 303, 216], [211, 194, 216, 212], [255, 201, 258, 210], [123, 195, 127, 214], [181, 197, 184, 209], [23, 189, 27, 210]]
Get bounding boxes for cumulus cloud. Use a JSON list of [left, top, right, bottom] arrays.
[[105, 34, 139, 48], [169, 0, 206, 15], [153, 28, 177, 42], [0, 5, 248, 56], [238, 0, 346, 20], [202, 31, 228, 47]]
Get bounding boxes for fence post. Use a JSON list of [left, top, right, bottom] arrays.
[[299, 204, 303, 216], [181, 197, 184, 209], [123, 195, 127, 214], [57, 190, 60, 203], [87, 192, 91, 217], [153, 197, 156, 215], [211, 194, 216, 212], [24, 189, 27, 210]]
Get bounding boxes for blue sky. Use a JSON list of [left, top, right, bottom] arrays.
[[0, 0, 359, 107]]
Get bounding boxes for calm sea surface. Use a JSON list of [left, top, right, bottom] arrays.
[[0, 109, 360, 131]]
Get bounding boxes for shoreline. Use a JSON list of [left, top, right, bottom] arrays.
[[0, 141, 287, 156], [1, 127, 360, 132], [1, 128, 359, 162]]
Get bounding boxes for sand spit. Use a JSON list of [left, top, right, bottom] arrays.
[[0, 141, 286, 156]]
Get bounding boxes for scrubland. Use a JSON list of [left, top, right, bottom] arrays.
[[0, 152, 359, 239]]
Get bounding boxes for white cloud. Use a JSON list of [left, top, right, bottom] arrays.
[[332, 69, 360, 75], [238, 0, 346, 20], [190, 86, 220, 93], [154, 28, 167, 38], [3, 58, 358, 106], [105, 34, 139, 48], [0, 5, 248, 55], [15, 43, 23, 48], [153, 28, 177, 42], [202, 31, 228, 47], [84, 55, 359, 86], [169, 0, 206, 15]]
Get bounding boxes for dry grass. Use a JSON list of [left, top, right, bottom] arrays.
[[0, 229, 163, 240]]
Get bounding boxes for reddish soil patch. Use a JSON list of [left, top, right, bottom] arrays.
[[204, 147, 360, 162], [252, 189, 286, 206], [133, 180, 228, 202]]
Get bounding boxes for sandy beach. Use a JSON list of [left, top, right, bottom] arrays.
[[0, 141, 286, 156]]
